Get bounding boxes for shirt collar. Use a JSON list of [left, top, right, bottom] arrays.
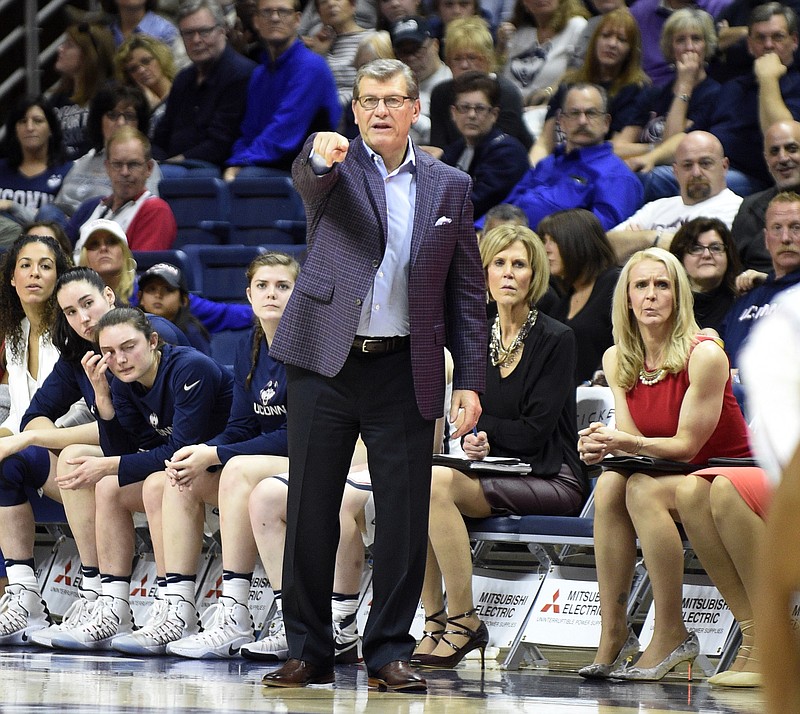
[[363, 138, 417, 177]]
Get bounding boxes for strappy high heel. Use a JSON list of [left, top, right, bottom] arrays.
[[414, 608, 490, 670], [411, 608, 446, 660], [708, 620, 762, 688]]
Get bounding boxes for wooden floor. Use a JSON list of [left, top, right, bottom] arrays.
[[0, 645, 766, 714]]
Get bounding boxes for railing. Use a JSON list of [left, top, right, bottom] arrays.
[[0, 0, 98, 133]]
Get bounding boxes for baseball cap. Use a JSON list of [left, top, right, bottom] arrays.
[[390, 16, 431, 47], [139, 262, 188, 293], [73, 218, 129, 263]]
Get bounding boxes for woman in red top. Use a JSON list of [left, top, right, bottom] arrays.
[[578, 247, 753, 681]]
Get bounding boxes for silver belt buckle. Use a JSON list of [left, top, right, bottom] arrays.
[[360, 338, 382, 353]]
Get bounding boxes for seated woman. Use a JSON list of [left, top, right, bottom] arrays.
[[0, 96, 73, 232], [529, 8, 649, 166], [76, 219, 253, 333], [613, 9, 719, 174], [577, 247, 751, 681], [669, 217, 741, 334], [0, 230, 75, 644], [115, 35, 176, 139], [50, 308, 233, 650], [4, 266, 189, 648], [110, 254, 296, 657], [498, 0, 588, 104], [537, 209, 619, 386], [411, 223, 588, 668]]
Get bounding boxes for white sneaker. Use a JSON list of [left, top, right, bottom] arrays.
[[112, 595, 200, 656], [333, 611, 361, 664], [50, 596, 133, 650], [166, 597, 254, 659], [0, 584, 51, 645], [31, 595, 97, 648], [239, 612, 288, 661]]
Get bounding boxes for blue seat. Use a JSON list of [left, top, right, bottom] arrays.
[[210, 329, 248, 368], [183, 245, 266, 301], [133, 249, 196, 292], [158, 177, 231, 247], [227, 176, 306, 245]]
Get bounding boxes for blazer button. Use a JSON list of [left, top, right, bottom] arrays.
[[355, 298, 362, 306], [372, 260, 379, 268]]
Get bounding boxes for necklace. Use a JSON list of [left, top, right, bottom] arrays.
[[490, 308, 538, 367], [639, 365, 666, 386]]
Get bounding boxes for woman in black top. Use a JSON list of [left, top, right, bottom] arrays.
[[669, 217, 741, 335], [539, 209, 620, 385], [411, 224, 588, 669]]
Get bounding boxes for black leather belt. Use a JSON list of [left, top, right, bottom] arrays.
[[352, 335, 410, 355]]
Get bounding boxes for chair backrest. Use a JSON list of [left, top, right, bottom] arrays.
[[182, 244, 267, 301], [228, 176, 306, 245], [133, 249, 196, 293], [159, 177, 231, 246]]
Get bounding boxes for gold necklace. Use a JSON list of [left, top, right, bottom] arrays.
[[490, 309, 538, 367]]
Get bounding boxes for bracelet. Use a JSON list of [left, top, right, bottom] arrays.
[[631, 436, 644, 455]]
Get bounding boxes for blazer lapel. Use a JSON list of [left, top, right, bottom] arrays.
[[410, 150, 435, 267], [353, 138, 388, 249]]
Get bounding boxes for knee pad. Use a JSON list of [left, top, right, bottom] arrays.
[[0, 447, 51, 507]]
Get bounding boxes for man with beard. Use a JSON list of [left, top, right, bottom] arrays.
[[607, 131, 742, 261], [482, 83, 643, 231], [732, 120, 800, 272]]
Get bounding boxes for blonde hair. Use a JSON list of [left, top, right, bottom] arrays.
[[78, 231, 137, 303], [444, 17, 495, 69], [480, 224, 550, 305], [115, 34, 177, 86], [611, 248, 699, 391]]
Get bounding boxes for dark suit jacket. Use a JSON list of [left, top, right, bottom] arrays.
[[152, 45, 256, 166], [271, 135, 487, 420]]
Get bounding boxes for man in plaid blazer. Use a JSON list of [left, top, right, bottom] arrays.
[[266, 59, 486, 692]]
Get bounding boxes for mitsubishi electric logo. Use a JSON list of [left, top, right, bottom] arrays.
[[54, 559, 74, 586], [205, 575, 223, 599], [541, 589, 561, 613]]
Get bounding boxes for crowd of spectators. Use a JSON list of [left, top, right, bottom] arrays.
[[0, 0, 799, 702]]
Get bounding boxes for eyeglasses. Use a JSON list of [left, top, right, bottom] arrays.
[[687, 242, 726, 255], [105, 110, 138, 123], [125, 55, 155, 73], [256, 7, 296, 20], [356, 95, 414, 110], [453, 102, 493, 117], [108, 160, 147, 172], [179, 25, 221, 40], [561, 108, 607, 121]]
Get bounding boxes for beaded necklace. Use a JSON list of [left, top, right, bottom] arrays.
[[490, 308, 538, 368]]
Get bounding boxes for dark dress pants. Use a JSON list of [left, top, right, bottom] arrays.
[[282, 348, 436, 673]]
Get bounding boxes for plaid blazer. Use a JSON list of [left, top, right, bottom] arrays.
[[271, 135, 487, 420]]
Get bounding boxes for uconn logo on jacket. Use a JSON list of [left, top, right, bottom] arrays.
[[255, 379, 286, 417]]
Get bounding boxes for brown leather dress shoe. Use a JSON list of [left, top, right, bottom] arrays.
[[262, 658, 335, 688], [367, 660, 427, 692]]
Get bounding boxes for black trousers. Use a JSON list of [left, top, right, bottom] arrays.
[[282, 349, 435, 673]]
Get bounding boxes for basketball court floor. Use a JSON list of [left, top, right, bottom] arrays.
[[0, 646, 764, 714]]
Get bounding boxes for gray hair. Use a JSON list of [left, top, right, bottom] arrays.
[[176, 0, 228, 28], [660, 8, 718, 62], [749, 1, 797, 34], [562, 82, 608, 113], [353, 59, 418, 101]]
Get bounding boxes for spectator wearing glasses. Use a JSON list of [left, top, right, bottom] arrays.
[[66, 126, 176, 253], [52, 84, 162, 220], [480, 83, 642, 232], [428, 17, 532, 154], [440, 72, 528, 219], [670, 217, 742, 334], [152, 0, 256, 175], [607, 132, 743, 262], [224, 0, 341, 179]]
